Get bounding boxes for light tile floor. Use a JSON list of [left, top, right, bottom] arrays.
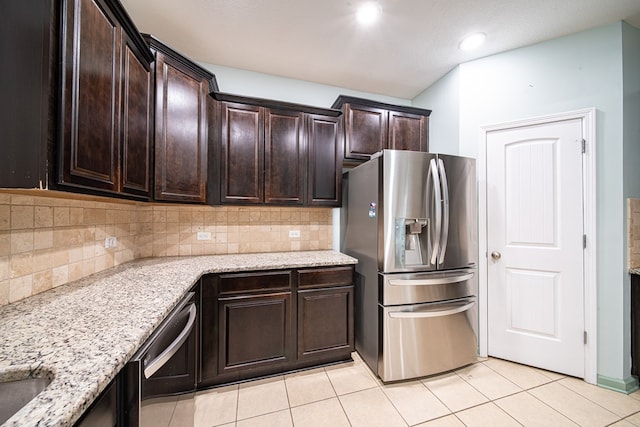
[[172, 353, 640, 427]]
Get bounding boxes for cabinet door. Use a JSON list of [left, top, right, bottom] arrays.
[[218, 292, 293, 374], [264, 109, 305, 205], [388, 110, 429, 152], [220, 102, 264, 204], [344, 104, 387, 160], [120, 34, 152, 199], [59, 0, 120, 192], [297, 286, 354, 361], [154, 52, 208, 202], [307, 114, 342, 206]]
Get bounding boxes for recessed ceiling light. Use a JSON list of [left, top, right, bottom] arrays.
[[356, 2, 381, 26], [459, 33, 486, 51]]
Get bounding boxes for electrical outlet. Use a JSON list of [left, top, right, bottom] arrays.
[[104, 237, 117, 248], [289, 230, 301, 238], [196, 231, 212, 241]]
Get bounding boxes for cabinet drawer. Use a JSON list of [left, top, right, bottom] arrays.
[[297, 266, 354, 289], [218, 271, 292, 294]]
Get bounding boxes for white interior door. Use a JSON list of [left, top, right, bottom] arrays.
[[486, 118, 585, 378]]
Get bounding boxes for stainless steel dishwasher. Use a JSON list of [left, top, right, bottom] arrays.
[[122, 290, 198, 427]]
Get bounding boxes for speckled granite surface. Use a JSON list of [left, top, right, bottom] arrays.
[[631, 268, 640, 275], [0, 251, 357, 427]]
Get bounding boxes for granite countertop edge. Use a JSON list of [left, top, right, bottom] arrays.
[[630, 268, 640, 275], [0, 250, 357, 427]]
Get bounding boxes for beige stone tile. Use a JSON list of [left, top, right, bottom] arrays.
[[11, 230, 34, 254], [611, 420, 638, 427], [9, 275, 32, 303], [237, 376, 289, 420], [33, 269, 52, 294], [32, 250, 54, 272], [529, 382, 618, 426], [236, 409, 292, 427], [414, 414, 465, 427], [0, 280, 8, 306], [290, 397, 350, 427], [455, 402, 520, 427], [456, 362, 522, 400], [68, 261, 84, 282], [0, 256, 8, 281], [67, 246, 84, 263], [623, 411, 640, 425], [69, 207, 84, 225], [0, 205, 10, 230], [50, 249, 69, 268], [422, 372, 489, 412], [34, 206, 54, 228], [381, 380, 450, 425], [325, 359, 379, 395], [53, 207, 70, 227], [482, 358, 555, 390], [285, 367, 336, 407], [11, 205, 34, 229], [339, 387, 407, 427], [495, 391, 577, 426], [33, 229, 54, 250], [52, 265, 69, 288], [0, 232, 8, 256], [194, 384, 238, 427], [557, 377, 640, 418], [10, 253, 33, 278]]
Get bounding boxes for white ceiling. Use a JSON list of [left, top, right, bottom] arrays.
[[120, 0, 640, 99]]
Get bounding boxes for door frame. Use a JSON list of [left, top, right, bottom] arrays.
[[478, 108, 597, 384]]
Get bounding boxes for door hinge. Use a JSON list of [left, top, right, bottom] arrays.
[[581, 139, 586, 154], [583, 234, 587, 249], [584, 331, 587, 345]]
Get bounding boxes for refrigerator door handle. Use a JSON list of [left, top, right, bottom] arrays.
[[388, 272, 474, 287], [437, 158, 449, 264], [388, 300, 475, 319], [429, 158, 442, 265]]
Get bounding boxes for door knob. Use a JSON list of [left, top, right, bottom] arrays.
[[491, 251, 502, 260]]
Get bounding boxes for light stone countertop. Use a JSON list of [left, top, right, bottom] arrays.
[[630, 268, 640, 275], [0, 250, 357, 427]]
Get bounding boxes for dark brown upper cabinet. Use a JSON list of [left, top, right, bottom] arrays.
[[210, 93, 343, 207], [145, 35, 218, 203], [58, 0, 154, 199], [306, 114, 343, 206], [1, 0, 57, 189], [332, 95, 431, 165]]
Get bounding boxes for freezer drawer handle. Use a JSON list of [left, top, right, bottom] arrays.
[[144, 303, 197, 379], [389, 301, 475, 319], [388, 272, 474, 287]]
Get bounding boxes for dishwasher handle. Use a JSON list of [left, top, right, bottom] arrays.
[[388, 300, 475, 319], [144, 303, 197, 379]]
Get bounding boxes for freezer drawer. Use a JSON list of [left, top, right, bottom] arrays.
[[379, 298, 477, 382], [380, 269, 477, 306]]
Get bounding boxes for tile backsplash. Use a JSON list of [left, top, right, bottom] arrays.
[[0, 191, 332, 306]]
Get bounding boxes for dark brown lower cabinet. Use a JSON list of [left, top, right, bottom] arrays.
[[297, 286, 354, 361], [218, 292, 293, 374], [199, 265, 354, 387]]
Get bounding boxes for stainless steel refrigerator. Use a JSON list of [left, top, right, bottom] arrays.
[[341, 149, 478, 382]]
